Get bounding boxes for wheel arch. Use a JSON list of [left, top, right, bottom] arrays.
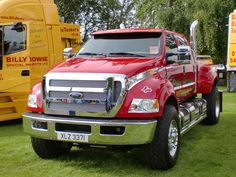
[[197, 65, 218, 94], [164, 95, 179, 113]]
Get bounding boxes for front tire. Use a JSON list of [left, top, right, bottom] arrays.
[[202, 86, 220, 125], [144, 105, 180, 170], [31, 137, 72, 159]]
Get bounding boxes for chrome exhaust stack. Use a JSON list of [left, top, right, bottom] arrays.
[[190, 20, 199, 53]]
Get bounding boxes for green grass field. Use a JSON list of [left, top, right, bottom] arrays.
[[0, 91, 236, 177]]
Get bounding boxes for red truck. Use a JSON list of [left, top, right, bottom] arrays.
[[23, 20, 222, 170]]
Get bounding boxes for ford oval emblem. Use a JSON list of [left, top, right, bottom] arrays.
[[69, 92, 84, 99]]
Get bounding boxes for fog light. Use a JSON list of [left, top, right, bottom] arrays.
[[100, 126, 125, 135], [32, 120, 48, 130]]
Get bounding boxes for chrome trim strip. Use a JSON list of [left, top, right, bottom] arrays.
[[128, 67, 165, 89], [47, 97, 106, 104], [49, 86, 105, 93], [45, 73, 115, 81], [174, 82, 195, 91], [23, 112, 157, 145], [31, 127, 48, 132], [180, 114, 206, 135]]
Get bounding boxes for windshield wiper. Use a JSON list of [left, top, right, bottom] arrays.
[[77, 52, 106, 57], [107, 52, 145, 57]]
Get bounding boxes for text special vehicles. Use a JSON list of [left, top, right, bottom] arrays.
[[23, 21, 222, 170], [0, 0, 82, 121]]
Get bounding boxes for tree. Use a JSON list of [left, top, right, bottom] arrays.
[[97, 0, 137, 29], [55, 0, 81, 23], [55, 0, 137, 41], [135, 0, 236, 64]]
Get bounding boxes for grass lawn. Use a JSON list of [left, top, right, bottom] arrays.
[[0, 91, 236, 177]]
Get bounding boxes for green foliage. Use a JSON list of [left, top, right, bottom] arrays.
[[136, 0, 236, 64], [55, 0, 136, 41], [55, 0, 81, 23]]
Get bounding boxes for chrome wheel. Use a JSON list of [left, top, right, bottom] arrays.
[[168, 120, 179, 157], [144, 105, 180, 169]]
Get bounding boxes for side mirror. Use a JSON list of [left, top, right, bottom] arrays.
[[178, 45, 191, 53], [11, 22, 25, 32], [177, 45, 191, 61], [63, 47, 75, 59], [69, 53, 75, 58], [166, 46, 191, 65], [166, 52, 177, 64]]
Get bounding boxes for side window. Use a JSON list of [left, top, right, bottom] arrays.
[[166, 34, 177, 52], [176, 36, 187, 46], [3, 25, 26, 55], [166, 34, 178, 62]]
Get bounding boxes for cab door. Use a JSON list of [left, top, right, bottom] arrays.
[[165, 33, 185, 102], [175, 35, 196, 99], [0, 23, 30, 92], [0, 22, 50, 92]]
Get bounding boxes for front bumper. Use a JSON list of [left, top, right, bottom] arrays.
[[23, 112, 157, 145]]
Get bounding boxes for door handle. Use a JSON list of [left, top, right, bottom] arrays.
[[183, 66, 186, 73], [21, 70, 30, 76]]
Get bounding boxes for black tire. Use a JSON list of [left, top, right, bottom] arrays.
[[31, 137, 72, 159], [144, 105, 180, 170], [202, 86, 220, 125]]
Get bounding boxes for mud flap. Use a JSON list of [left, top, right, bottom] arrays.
[[219, 90, 223, 112]]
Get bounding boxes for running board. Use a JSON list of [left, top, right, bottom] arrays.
[[180, 114, 206, 135]]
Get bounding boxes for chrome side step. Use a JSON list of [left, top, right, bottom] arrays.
[[179, 98, 207, 135], [180, 114, 206, 135]]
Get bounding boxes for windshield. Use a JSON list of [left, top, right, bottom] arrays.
[[76, 32, 162, 58]]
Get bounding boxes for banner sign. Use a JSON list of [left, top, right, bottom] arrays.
[[227, 11, 236, 69]]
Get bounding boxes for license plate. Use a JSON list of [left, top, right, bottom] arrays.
[[57, 132, 89, 143]]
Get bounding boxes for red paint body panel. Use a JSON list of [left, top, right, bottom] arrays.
[[28, 28, 217, 119], [197, 64, 217, 93], [48, 57, 161, 78], [116, 71, 176, 118]]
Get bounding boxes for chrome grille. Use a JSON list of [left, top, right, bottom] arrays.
[[43, 73, 127, 117]]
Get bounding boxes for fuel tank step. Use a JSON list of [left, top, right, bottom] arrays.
[[179, 98, 207, 135]]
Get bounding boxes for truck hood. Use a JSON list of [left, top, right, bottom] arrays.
[[49, 57, 161, 78]]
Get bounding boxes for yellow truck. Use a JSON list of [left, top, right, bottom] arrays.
[[0, 0, 82, 121]]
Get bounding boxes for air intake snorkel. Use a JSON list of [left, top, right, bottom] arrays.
[[190, 20, 199, 53]]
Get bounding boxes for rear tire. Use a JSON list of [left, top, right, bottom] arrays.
[[202, 86, 220, 125], [31, 137, 72, 158], [144, 105, 180, 170]]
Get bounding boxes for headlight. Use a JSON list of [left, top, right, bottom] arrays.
[[128, 99, 159, 113], [28, 94, 37, 108]]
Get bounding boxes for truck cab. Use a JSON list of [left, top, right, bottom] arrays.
[[23, 21, 222, 170]]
